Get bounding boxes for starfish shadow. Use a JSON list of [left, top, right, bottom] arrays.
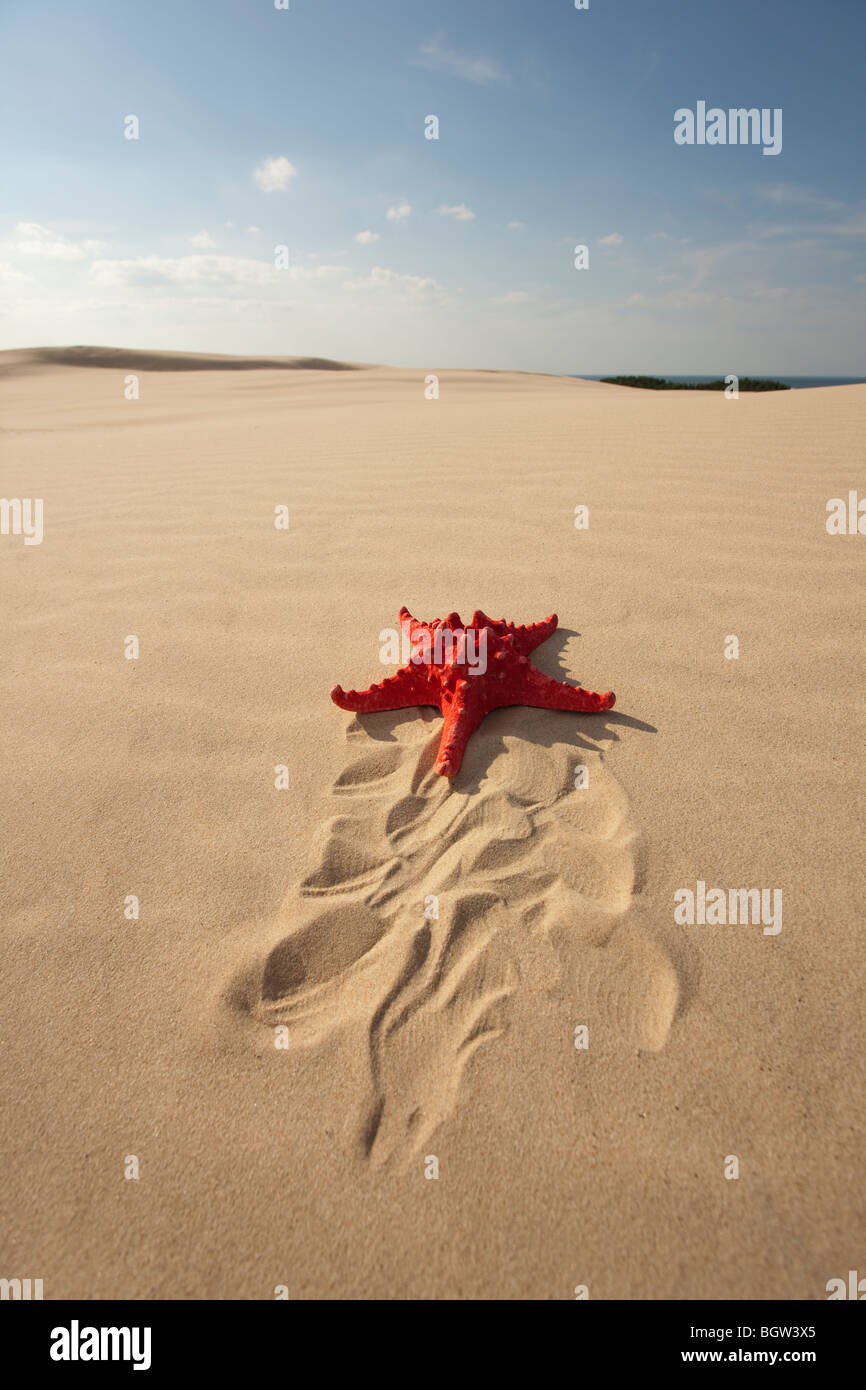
[[449, 709, 652, 794], [350, 706, 440, 744]]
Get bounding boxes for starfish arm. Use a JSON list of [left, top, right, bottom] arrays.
[[508, 664, 615, 713], [331, 664, 438, 713], [435, 688, 484, 777], [398, 606, 433, 643], [468, 610, 558, 654], [509, 613, 558, 654]]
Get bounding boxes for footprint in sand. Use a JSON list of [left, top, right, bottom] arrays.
[[225, 705, 679, 1165]]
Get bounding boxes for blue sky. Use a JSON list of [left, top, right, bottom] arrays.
[[1, 0, 864, 372]]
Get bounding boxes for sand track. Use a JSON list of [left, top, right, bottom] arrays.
[[224, 704, 677, 1165]]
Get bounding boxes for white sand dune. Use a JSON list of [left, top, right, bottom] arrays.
[[0, 351, 863, 1298]]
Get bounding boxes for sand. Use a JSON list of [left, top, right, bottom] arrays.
[[1, 348, 863, 1299]]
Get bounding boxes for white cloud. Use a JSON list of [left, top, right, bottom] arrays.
[[684, 240, 755, 288], [437, 204, 475, 221], [756, 183, 843, 212], [247, 225, 260, 234], [13, 222, 90, 260], [752, 212, 866, 243], [355, 230, 381, 244], [296, 264, 350, 280], [751, 286, 790, 300], [623, 286, 741, 313], [343, 265, 441, 295], [189, 230, 216, 249], [598, 232, 624, 247], [0, 261, 33, 284], [824, 211, 866, 239], [417, 37, 505, 84], [253, 156, 297, 192], [78, 255, 354, 322], [507, 221, 525, 231], [386, 202, 411, 223], [90, 254, 275, 288], [492, 290, 534, 304]]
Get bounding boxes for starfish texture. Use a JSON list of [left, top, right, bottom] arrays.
[[331, 608, 615, 778]]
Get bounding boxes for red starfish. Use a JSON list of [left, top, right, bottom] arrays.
[[331, 608, 615, 778]]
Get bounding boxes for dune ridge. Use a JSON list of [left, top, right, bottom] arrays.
[[0, 345, 362, 376]]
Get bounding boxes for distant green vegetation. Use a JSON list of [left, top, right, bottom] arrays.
[[600, 375, 791, 391]]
